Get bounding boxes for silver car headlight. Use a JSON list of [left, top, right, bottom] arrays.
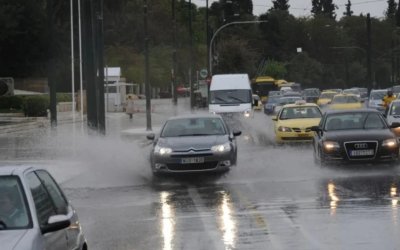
[[211, 142, 231, 152], [154, 145, 172, 155], [382, 139, 398, 148]]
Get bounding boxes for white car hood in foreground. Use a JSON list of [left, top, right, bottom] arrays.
[[0, 229, 37, 250]]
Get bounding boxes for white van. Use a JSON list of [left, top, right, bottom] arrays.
[[209, 74, 253, 117]]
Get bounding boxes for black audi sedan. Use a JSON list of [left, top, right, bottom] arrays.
[[311, 109, 400, 166], [146, 114, 241, 175]]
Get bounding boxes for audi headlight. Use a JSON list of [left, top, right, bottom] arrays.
[[323, 141, 340, 150], [211, 142, 231, 152], [382, 139, 398, 148], [154, 145, 172, 155], [278, 126, 292, 132]]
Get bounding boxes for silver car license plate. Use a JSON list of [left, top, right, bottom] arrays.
[[350, 149, 374, 156], [181, 157, 204, 164]]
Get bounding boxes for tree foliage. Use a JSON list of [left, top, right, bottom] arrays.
[[311, 0, 337, 20], [0, 0, 399, 92], [386, 0, 397, 21], [272, 0, 290, 12], [343, 0, 353, 17]]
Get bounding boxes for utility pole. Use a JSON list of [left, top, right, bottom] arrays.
[[188, 0, 194, 110], [206, 0, 210, 74], [82, 0, 98, 131], [144, 0, 152, 131], [172, 0, 177, 105], [47, 0, 57, 127], [96, 0, 105, 135], [366, 13, 372, 89]]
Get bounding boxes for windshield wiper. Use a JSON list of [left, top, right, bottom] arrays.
[[214, 96, 227, 102], [228, 96, 245, 102]]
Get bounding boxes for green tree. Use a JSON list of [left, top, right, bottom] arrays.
[[311, 0, 323, 16], [286, 52, 323, 87], [343, 0, 353, 17], [272, 0, 290, 12], [396, 1, 400, 26], [262, 60, 287, 78], [0, 0, 47, 77], [386, 0, 397, 21], [311, 0, 337, 20]]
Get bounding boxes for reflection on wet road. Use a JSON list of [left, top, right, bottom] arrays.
[[2, 103, 400, 249]]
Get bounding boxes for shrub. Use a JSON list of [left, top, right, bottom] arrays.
[[22, 95, 50, 117], [57, 93, 72, 102], [0, 96, 25, 111]]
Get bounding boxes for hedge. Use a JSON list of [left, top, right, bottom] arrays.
[[0, 93, 72, 116], [22, 95, 50, 117]]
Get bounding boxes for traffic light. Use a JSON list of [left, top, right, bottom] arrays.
[[0, 78, 14, 97]]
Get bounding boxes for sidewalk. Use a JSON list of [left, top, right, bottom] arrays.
[[0, 97, 194, 137]]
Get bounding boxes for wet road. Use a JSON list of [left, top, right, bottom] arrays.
[[1, 99, 400, 250]]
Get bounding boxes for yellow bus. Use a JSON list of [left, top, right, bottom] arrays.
[[251, 76, 288, 103]]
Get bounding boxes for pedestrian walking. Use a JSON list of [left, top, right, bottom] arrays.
[[125, 95, 135, 119]]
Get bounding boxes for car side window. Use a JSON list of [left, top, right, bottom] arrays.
[[35, 170, 68, 215], [26, 172, 57, 226]]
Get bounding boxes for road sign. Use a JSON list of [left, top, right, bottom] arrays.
[[199, 69, 208, 79]]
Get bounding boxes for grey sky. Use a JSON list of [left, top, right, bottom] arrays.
[[192, 0, 387, 19]]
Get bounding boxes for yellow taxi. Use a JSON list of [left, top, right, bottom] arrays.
[[317, 91, 337, 107], [272, 101, 323, 143], [328, 93, 363, 110]]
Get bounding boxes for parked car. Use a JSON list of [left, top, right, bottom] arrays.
[[312, 109, 400, 166], [0, 166, 87, 250], [146, 114, 241, 175]]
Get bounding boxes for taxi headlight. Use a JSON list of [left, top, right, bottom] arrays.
[[211, 142, 231, 152], [278, 126, 292, 132], [382, 139, 398, 148], [154, 145, 172, 155], [323, 141, 340, 150]]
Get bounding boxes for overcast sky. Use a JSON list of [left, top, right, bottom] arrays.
[[191, 0, 387, 19]]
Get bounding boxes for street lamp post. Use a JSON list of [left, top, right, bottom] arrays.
[[208, 20, 268, 76]]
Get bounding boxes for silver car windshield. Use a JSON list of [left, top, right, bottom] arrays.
[[0, 176, 31, 230], [161, 118, 227, 137], [324, 113, 386, 131]]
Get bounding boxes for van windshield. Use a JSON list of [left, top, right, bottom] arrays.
[[210, 90, 251, 104]]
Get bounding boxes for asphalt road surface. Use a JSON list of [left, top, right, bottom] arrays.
[[1, 98, 399, 250]]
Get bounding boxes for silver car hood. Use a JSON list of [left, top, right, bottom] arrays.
[[0, 229, 31, 250], [159, 135, 229, 151]]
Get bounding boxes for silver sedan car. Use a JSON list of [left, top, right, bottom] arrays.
[[147, 114, 241, 175], [0, 166, 87, 250]]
